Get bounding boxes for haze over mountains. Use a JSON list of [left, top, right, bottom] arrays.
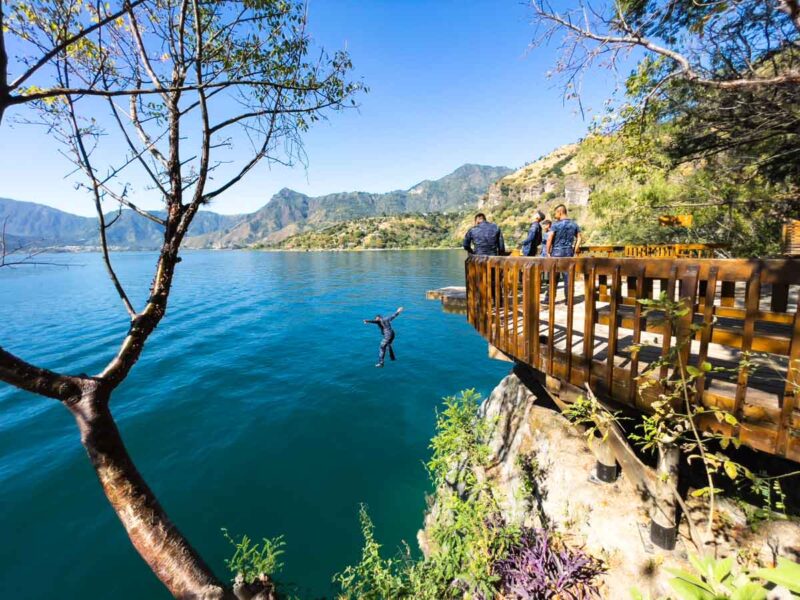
[[0, 164, 511, 250]]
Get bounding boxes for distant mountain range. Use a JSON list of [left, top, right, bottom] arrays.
[[0, 164, 511, 250]]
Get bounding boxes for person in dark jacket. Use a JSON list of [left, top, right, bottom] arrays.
[[364, 307, 404, 368], [463, 213, 505, 256], [521, 210, 545, 257]]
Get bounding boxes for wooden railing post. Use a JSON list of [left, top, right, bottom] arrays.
[[592, 432, 618, 483], [651, 442, 680, 550]]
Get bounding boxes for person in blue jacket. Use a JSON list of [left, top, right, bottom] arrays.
[[521, 210, 545, 257], [463, 213, 505, 256], [545, 204, 581, 302], [364, 307, 404, 367], [540, 220, 552, 257]]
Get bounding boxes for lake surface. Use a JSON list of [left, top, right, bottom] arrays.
[[0, 250, 509, 599]]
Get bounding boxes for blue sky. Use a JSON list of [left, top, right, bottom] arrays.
[[0, 0, 624, 217]]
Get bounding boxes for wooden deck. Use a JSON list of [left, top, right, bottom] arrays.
[[465, 256, 800, 463]]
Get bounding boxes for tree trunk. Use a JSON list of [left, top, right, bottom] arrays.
[[69, 382, 230, 599]]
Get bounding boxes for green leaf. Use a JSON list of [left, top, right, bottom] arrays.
[[724, 461, 738, 480], [712, 556, 733, 583], [724, 413, 738, 426], [730, 583, 767, 600], [753, 557, 800, 593], [667, 574, 715, 600]]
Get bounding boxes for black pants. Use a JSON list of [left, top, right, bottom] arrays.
[[379, 331, 396, 364]]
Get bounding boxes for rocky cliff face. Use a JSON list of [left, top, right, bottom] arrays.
[[479, 144, 585, 211], [420, 370, 800, 599]]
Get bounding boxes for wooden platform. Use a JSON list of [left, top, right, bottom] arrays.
[[465, 256, 800, 462], [426, 286, 467, 314]]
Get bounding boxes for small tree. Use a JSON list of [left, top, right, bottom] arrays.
[[531, 0, 800, 254], [0, 1, 362, 597]]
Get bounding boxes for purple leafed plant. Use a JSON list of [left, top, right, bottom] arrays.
[[495, 529, 604, 599]]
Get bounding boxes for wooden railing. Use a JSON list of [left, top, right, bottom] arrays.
[[580, 243, 727, 258], [465, 255, 800, 462]]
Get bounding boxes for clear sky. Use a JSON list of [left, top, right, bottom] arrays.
[[0, 0, 622, 217]]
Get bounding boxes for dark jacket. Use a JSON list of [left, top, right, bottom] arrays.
[[463, 221, 505, 256], [365, 310, 401, 339], [521, 221, 542, 257]]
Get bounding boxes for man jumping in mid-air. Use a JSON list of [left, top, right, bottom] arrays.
[[363, 306, 404, 368]]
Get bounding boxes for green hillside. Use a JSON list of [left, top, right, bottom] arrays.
[[272, 213, 464, 250]]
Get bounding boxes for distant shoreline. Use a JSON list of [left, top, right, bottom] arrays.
[[252, 246, 462, 253], [21, 246, 465, 254]]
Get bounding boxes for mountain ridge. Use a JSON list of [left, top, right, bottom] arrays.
[[1, 163, 511, 250]]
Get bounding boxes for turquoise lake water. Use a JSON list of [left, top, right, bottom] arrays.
[[0, 250, 509, 599]]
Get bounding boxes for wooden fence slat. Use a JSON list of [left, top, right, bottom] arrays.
[[660, 266, 679, 381], [513, 263, 520, 356], [583, 266, 596, 382], [566, 263, 577, 381], [606, 266, 621, 394], [777, 303, 800, 456], [523, 264, 532, 364], [533, 263, 541, 369], [733, 267, 762, 427], [548, 263, 556, 377], [493, 262, 501, 347], [629, 267, 646, 407], [677, 265, 700, 380], [695, 267, 719, 403]]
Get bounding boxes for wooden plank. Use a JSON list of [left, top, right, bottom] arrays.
[[606, 266, 621, 394], [548, 263, 556, 377], [533, 263, 541, 369], [582, 266, 597, 379], [677, 265, 699, 381], [512, 263, 520, 357], [523, 263, 533, 364], [493, 262, 501, 347], [777, 302, 800, 456], [695, 267, 719, 403], [660, 266, 678, 381], [566, 263, 577, 381], [733, 267, 761, 428], [629, 267, 646, 407]]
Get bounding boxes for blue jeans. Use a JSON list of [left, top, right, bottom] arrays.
[[547, 248, 574, 299], [378, 331, 396, 365]]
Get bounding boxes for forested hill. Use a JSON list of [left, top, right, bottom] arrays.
[[0, 164, 511, 250], [185, 164, 512, 248]]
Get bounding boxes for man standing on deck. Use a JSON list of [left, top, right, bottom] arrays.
[[364, 307, 404, 368], [521, 210, 545, 257], [540, 220, 552, 257], [545, 205, 581, 301], [463, 213, 505, 256]]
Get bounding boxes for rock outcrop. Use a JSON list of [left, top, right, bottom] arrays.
[[434, 370, 800, 599]]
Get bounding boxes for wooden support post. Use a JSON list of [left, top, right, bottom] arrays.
[[650, 442, 680, 551], [592, 433, 618, 483]]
